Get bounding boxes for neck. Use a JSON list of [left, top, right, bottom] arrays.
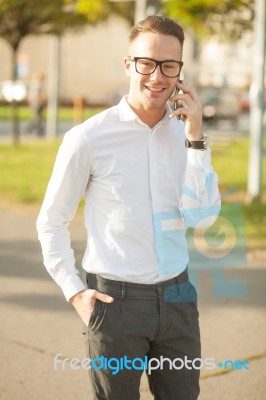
[[126, 98, 166, 128]]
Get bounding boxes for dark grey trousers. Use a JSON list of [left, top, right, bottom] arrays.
[[83, 269, 201, 400]]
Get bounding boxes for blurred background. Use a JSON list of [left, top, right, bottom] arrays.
[[0, 1, 265, 400]]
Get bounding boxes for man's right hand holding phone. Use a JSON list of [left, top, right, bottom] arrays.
[[169, 80, 203, 141]]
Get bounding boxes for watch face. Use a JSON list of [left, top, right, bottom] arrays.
[[185, 139, 190, 148], [185, 136, 210, 150]]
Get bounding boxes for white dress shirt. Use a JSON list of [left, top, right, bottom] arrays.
[[36, 96, 221, 301]]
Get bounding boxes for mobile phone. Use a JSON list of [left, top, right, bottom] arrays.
[[174, 78, 183, 120]]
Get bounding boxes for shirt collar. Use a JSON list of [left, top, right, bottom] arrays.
[[117, 96, 139, 122], [117, 95, 173, 126]]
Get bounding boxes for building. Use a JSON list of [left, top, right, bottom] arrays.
[[0, 16, 253, 106]]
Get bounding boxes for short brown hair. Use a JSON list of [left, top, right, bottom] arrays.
[[129, 15, 185, 47]]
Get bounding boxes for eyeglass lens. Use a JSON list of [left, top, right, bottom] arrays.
[[136, 58, 181, 77]]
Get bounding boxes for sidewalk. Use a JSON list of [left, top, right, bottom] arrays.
[[0, 207, 265, 400], [0, 113, 250, 141], [0, 120, 74, 139]]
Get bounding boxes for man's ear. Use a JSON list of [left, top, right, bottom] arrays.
[[124, 57, 131, 77]]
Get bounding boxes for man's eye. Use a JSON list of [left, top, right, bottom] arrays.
[[139, 60, 153, 68], [164, 64, 175, 69]]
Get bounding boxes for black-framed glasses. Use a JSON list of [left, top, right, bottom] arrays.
[[128, 56, 183, 78]]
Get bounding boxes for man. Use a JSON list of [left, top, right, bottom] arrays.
[[28, 72, 46, 136], [37, 15, 220, 400]]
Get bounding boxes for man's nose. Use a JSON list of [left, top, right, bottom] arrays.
[[150, 65, 163, 81]]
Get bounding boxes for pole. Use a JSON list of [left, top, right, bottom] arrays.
[[46, 35, 61, 139], [247, 0, 266, 202], [11, 47, 19, 145], [134, 0, 147, 24]]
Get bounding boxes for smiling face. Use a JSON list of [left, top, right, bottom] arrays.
[[124, 32, 183, 124]]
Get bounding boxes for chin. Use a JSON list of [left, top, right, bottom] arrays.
[[145, 98, 167, 109]]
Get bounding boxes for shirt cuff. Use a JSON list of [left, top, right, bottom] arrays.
[[187, 148, 213, 172], [60, 275, 87, 302]]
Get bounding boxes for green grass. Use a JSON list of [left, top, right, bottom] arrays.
[[211, 137, 266, 248], [243, 201, 266, 247], [0, 105, 105, 121], [0, 137, 265, 248], [212, 137, 266, 192], [0, 140, 61, 203]]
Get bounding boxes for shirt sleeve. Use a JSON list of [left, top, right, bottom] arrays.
[[180, 148, 221, 228], [36, 126, 91, 301]]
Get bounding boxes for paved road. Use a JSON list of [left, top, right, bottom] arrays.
[[0, 120, 74, 138], [0, 113, 250, 141], [0, 207, 266, 400]]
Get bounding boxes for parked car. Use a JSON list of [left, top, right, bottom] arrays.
[[238, 89, 266, 112], [198, 88, 240, 122], [238, 91, 250, 112]]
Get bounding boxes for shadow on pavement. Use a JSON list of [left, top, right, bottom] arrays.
[[0, 293, 71, 312], [0, 239, 265, 311], [0, 240, 85, 280]]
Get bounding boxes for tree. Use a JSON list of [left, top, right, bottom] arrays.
[[70, 0, 161, 26], [162, 0, 255, 41], [161, 0, 255, 87], [0, 0, 107, 144], [68, 0, 135, 25], [71, 0, 254, 40]]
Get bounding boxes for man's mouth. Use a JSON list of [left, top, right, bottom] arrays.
[[144, 85, 165, 92]]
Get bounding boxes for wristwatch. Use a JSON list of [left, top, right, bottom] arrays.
[[185, 135, 210, 150]]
